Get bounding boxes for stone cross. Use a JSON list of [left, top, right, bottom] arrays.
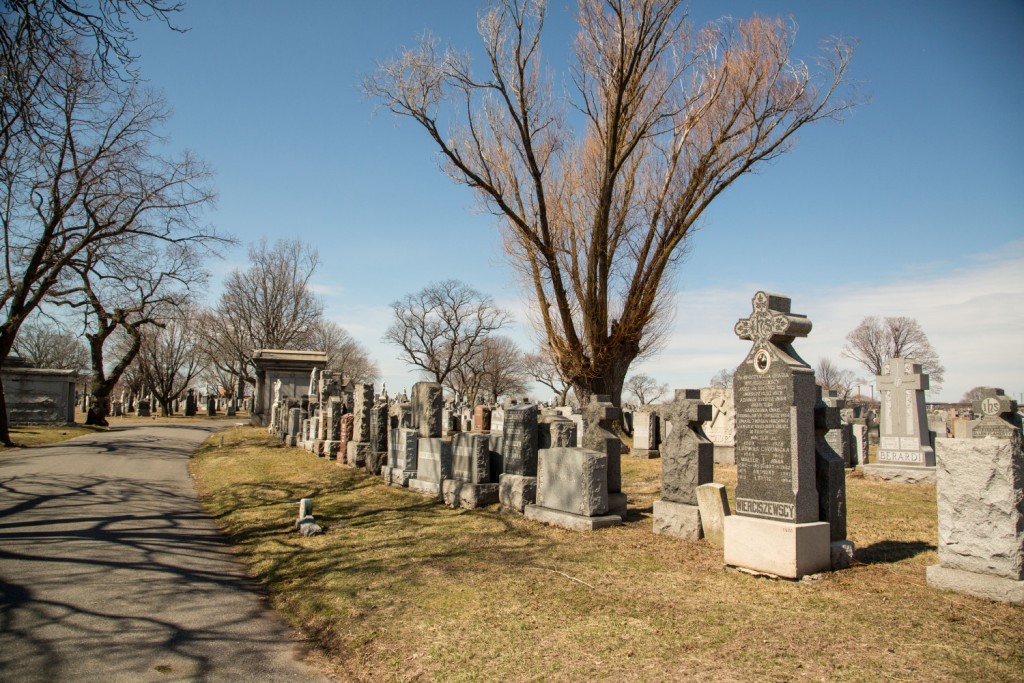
[[734, 291, 812, 351], [875, 357, 934, 467], [582, 395, 622, 494], [657, 389, 713, 505]]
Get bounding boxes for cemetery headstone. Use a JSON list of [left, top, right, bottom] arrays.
[[137, 399, 151, 417], [581, 395, 626, 517], [408, 438, 453, 497], [524, 447, 623, 531], [498, 403, 539, 512], [411, 382, 443, 438], [928, 404, 1023, 603], [864, 358, 935, 483], [473, 405, 491, 432], [972, 388, 1022, 439], [442, 433, 499, 508], [723, 291, 832, 579], [631, 407, 660, 458], [382, 427, 418, 486], [184, 390, 197, 417], [700, 386, 736, 465], [653, 389, 714, 539]]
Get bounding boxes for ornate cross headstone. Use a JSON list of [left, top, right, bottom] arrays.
[[872, 358, 935, 471], [724, 291, 832, 579], [652, 389, 713, 540], [972, 388, 1021, 439]]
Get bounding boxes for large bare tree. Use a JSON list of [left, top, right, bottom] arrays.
[[842, 316, 944, 392], [523, 348, 572, 406], [200, 239, 323, 394], [624, 372, 668, 406], [11, 320, 88, 370], [135, 308, 203, 417], [815, 357, 863, 402], [366, 0, 856, 405], [384, 279, 511, 388], [450, 335, 529, 404]]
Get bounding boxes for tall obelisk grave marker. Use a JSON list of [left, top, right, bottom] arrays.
[[724, 292, 832, 578]]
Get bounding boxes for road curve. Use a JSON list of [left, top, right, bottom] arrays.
[[0, 422, 329, 682]]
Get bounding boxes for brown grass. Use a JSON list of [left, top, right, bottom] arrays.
[[0, 424, 106, 449], [192, 427, 1024, 683]]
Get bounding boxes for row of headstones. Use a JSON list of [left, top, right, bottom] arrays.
[[80, 391, 247, 417]]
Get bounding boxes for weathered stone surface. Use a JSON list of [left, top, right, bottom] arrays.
[[696, 483, 731, 547], [442, 480, 499, 509], [490, 408, 505, 434], [700, 386, 735, 449], [652, 499, 702, 540], [288, 408, 301, 438], [488, 434, 504, 482], [863, 464, 935, 484], [365, 450, 387, 476], [370, 398, 389, 454], [524, 504, 622, 531], [412, 382, 444, 438], [633, 408, 659, 451], [724, 516, 831, 579], [502, 404, 539, 477], [388, 427, 419, 473], [657, 390, 713, 506], [452, 433, 489, 484], [926, 564, 1024, 604], [499, 473, 536, 512], [876, 358, 934, 468], [381, 466, 412, 487], [831, 540, 855, 570], [972, 388, 1022, 439], [934, 436, 1023, 580], [346, 441, 370, 467], [352, 383, 373, 443], [535, 447, 609, 517], [537, 415, 577, 450], [582, 395, 622, 494], [338, 414, 354, 463], [410, 438, 452, 495], [851, 423, 868, 467], [815, 389, 848, 542]]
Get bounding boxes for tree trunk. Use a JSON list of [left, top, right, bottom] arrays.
[[85, 393, 110, 426], [0, 330, 18, 445], [568, 351, 632, 408]]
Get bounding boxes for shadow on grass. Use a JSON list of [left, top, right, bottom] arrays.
[[855, 540, 935, 564]]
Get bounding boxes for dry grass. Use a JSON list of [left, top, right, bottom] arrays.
[[192, 427, 1024, 683], [0, 424, 106, 449]]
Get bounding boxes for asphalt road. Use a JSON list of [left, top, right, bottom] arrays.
[[0, 422, 329, 682]]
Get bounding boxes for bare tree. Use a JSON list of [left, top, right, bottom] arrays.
[[842, 316, 944, 392], [0, 51, 218, 443], [201, 239, 323, 393], [309, 319, 379, 384], [960, 386, 989, 405], [815, 357, 863, 402], [624, 373, 668, 405], [135, 308, 204, 417], [452, 335, 529, 404], [12, 321, 88, 371], [51, 239, 207, 424], [383, 280, 511, 387], [524, 348, 572, 406], [709, 368, 734, 388], [366, 0, 856, 406]]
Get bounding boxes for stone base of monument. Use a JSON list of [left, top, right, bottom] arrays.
[[831, 540, 856, 570], [651, 499, 702, 540], [442, 480, 499, 509], [724, 516, 831, 579], [322, 440, 341, 460], [380, 466, 412, 487], [365, 451, 387, 476], [863, 464, 936, 484], [499, 473, 537, 512], [926, 565, 1024, 604], [285, 436, 297, 448], [630, 449, 659, 459], [524, 504, 623, 532], [346, 441, 370, 468], [408, 477, 441, 496], [712, 445, 735, 465], [608, 492, 627, 518]]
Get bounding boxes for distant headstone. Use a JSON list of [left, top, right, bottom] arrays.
[[473, 405, 491, 432], [537, 415, 576, 450], [184, 390, 197, 417], [723, 291, 831, 579], [383, 427, 418, 487], [700, 386, 736, 464], [408, 438, 453, 497], [352, 383, 373, 443], [442, 433, 499, 509], [137, 399, 151, 418], [814, 387, 849, 547], [411, 382, 443, 438], [972, 388, 1021, 439], [632, 407, 660, 458], [865, 358, 935, 483], [581, 395, 625, 517], [206, 396, 216, 417]]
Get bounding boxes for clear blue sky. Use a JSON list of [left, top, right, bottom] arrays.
[[132, 0, 1024, 403]]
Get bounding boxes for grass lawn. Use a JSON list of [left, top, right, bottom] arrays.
[[0, 424, 106, 448], [192, 427, 1024, 682]]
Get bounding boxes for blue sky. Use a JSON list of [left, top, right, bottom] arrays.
[[132, 0, 1024, 403]]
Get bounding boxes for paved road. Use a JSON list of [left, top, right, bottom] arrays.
[[0, 422, 329, 682]]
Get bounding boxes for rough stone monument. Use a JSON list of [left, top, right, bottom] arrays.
[[411, 381, 443, 438], [581, 395, 626, 517], [408, 438, 452, 497], [652, 390, 713, 540], [928, 391, 1023, 603], [815, 387, 854, 569], [723, 291, 831, 579], [346, 383, 373, 467], [864, 358, 935, 483], [971, 388, 1022, 439], [382, 427, 418, 486], [700, 386, 736, 464], [472, 405, 491, 432], [524, 447, 623, 531], [498, 403, 539, 512]]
